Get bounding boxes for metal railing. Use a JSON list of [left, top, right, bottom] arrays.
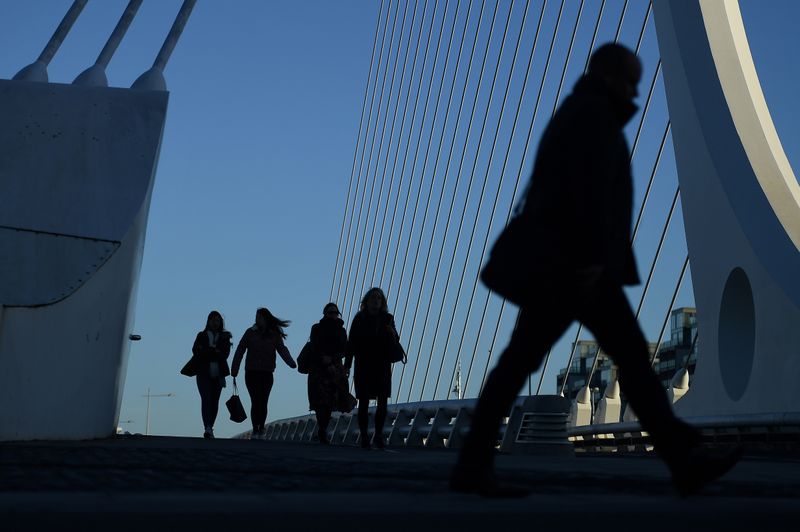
[[250, 396, 571, 454]]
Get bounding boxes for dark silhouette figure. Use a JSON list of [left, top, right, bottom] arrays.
[[231, 307, 296, 439], [450, 43, 740, 497], [190, 310, 232, 439], [345, 287, 399, 449], [307, 303, 349, 444]]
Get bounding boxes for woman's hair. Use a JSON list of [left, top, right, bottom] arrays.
[[323, 302, 340, 315], [359, 287, 388, 314], [204, 310, 225, 332], [255, 307, 290, 339]]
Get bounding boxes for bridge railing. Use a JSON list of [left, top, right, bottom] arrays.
[[250, 395, 573, 455]]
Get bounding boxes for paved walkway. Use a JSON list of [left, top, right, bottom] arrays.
[[1, 436, 799, 530]]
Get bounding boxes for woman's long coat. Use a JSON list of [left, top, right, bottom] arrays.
[[345, 311, 398, 399], [307, 317, 347, 411]]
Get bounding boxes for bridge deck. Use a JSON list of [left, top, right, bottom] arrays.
[[2, 436, 799, 529]]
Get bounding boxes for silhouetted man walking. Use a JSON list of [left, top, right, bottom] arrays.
[[450, 43, 740, 498]]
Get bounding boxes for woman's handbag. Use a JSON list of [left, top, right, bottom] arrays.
[[225, 378, 247, 423], [297, 341, 314, 375], [180, 356, 199, 377], [333, 366, 357, 413], [388, 338, 407, 364]]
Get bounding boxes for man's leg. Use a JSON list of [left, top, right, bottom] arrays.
[[456, 305, 573, 472], [578, 281, 699, 457], [579, 280, 741, 496]]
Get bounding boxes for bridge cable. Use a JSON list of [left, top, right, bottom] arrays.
[[649, 255, 690, 368], [382, 0, 482, 400], [335, 1, 394, 310], [438, 0, 552, 400], [374, 1, 442, 290], [381, 0, 455, 309], [398, 0, 505, 402], [348, 0, 414, 310], [472, 0, 588, 397], [401, 0, 535, 403], [340, 0, 404, 321], [328, 0, 385, 301], [448, 0, 568, 399], [422, 2, 518, 400], [459, 0, 577, 397], [413, 0, 532, 402], [376, 0, 465, 334], [367, 0, 430, 291]]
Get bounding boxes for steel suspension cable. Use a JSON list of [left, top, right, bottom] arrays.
[[447, 0, 564, 399], [340, 0, 405, 321], [581, 0, 607, 72], [488, 0, 608, 397], [378, 0, 453, 305], [390, 0, 470, 334], [649, 255, 690, 367], [336, 1, 395, 313], [440, 0, 556, 400], [473, 0, 586, 395], [385, 0, 481, 401], [375, 1, 440, 290], [329, 0, 386, 302], [376, 0, 464, 332], [350, 0, 414, 307], [402, 0, 505, 402], [413, 0, 543, 402], [402, 0, 536, 403], [367, 0, 429, 290], [614, 0, 629, 42], [367, 0, 445, 309], [426, 2, 518, 400]]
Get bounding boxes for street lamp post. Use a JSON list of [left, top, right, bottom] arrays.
[[142, 387, 175, 435]]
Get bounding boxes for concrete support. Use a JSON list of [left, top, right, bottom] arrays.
[[653, 0, 800, 418], [668, 368, 691, 404], [594, 378, 622, 425], [569, 386, 592, 427]]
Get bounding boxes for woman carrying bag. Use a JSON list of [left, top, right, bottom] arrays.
[[187, 310, 232, 439], [231, 307, 296, 439], [303, 303, 349, 444], [345, 288, 401, 450]]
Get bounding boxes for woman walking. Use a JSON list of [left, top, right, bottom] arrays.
[[306, 303, 348, 444], [345, 288, 399, 449], [231, 307, 296, 439], [190, 310, 232, 439]]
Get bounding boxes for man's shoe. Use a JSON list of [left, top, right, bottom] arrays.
[[449, 464, 530, 498], [670, 445, 742, 497], [373, 437, 385, 450]]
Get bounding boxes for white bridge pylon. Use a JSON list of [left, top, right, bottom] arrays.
[[652, 0, 800, 418]]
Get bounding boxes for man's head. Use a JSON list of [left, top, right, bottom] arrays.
[[588, 43, 642, 103]]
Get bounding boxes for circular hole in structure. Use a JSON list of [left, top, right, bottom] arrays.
[[718, 267, 756, 401]]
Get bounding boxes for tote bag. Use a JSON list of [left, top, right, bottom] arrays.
[[226, 378, 247, 423]]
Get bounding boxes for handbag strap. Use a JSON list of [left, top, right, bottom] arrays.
[[232, 377, 239, 395]]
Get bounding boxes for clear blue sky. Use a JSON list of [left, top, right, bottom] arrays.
[[1, 1, 797, 438]]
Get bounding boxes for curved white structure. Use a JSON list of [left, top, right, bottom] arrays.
[[653, 0, 800, 417], [0, 80, 167, 440]]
